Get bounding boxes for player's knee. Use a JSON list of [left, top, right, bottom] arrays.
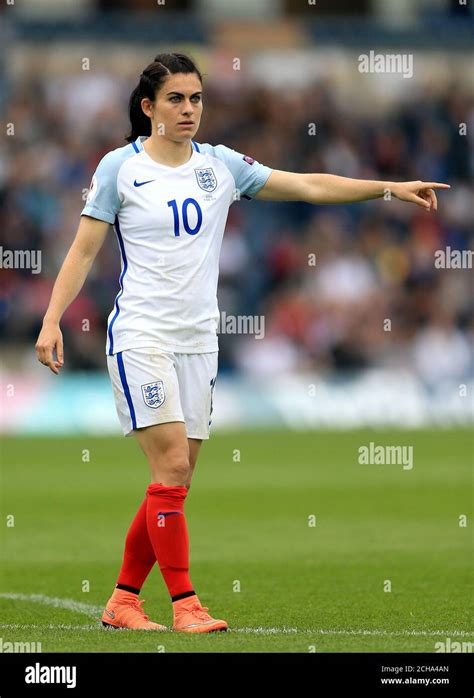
[[162, 449, 191, 484]]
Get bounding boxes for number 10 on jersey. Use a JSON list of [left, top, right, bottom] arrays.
[[167, 198, 203, 237]]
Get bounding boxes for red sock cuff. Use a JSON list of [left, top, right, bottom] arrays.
[[146, 483, 188, 501]]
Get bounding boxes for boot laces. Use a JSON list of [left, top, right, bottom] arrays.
[[123, 597, 149, 621], [190, 602, 212, 620]]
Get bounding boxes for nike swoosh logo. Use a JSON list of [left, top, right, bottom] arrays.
[[157, 511, 181, 518], [134, 179, 156, 187], [104, 609, 115, 619]]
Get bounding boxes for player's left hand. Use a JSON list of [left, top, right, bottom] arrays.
[[390, 181, 450, 211]]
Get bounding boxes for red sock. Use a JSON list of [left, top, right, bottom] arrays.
[[116, 497, 156, 592], [145, 483, 195, 599]]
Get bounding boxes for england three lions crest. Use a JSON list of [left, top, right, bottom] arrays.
[[141, 380, 165, 408], [195, 168, 217, 192]]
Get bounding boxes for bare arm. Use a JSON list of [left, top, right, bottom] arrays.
[[255, 170, 450, 209], [35, 215, 110, 374]]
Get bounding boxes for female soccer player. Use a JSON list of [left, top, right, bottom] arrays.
[[35, 52, 449, 633]]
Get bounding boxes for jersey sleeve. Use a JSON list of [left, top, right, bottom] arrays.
[[205, 143, 273, 199], [81, 150, 122, 224]]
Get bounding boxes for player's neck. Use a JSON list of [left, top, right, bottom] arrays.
[[142, 136, 193, 168]]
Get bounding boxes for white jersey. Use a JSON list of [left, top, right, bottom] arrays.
[[81, 136, 272, 355]]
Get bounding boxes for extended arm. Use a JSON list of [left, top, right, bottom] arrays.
[[254, 170, 450, 210]]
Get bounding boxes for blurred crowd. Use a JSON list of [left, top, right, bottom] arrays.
[[1, 64, 473, 383]]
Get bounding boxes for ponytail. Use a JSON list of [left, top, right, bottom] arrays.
[[127, 83, 153, 143], [125, 52, 203, 143]]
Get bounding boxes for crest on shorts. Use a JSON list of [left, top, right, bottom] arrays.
[[141, 380, 165, 409], [194, 167, 217, 192]]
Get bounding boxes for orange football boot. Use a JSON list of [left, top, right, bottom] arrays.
[[172, 594, 228, 633], [101, 588, 167, 630]]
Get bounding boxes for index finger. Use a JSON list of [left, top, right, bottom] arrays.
[[420, 182, 451, 190], [47, 360, 60, 375]]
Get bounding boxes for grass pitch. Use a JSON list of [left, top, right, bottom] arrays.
[[1, 429, 472, 653]]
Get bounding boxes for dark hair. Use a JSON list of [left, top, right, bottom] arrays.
[[125, 52, 203, 143]]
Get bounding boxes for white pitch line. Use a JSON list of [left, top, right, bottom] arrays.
[[315, 628, 474, 638], [231, 627, 474, 637], [0, 624, 472, 637], [0, 593, 102, 617], [0, 594, 472, 637], [0, 624, 101, 631]]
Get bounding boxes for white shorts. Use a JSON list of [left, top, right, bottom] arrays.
[[106, 347, 218, 439]]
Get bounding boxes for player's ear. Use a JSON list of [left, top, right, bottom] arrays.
[[140, 97, 153, 118]]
